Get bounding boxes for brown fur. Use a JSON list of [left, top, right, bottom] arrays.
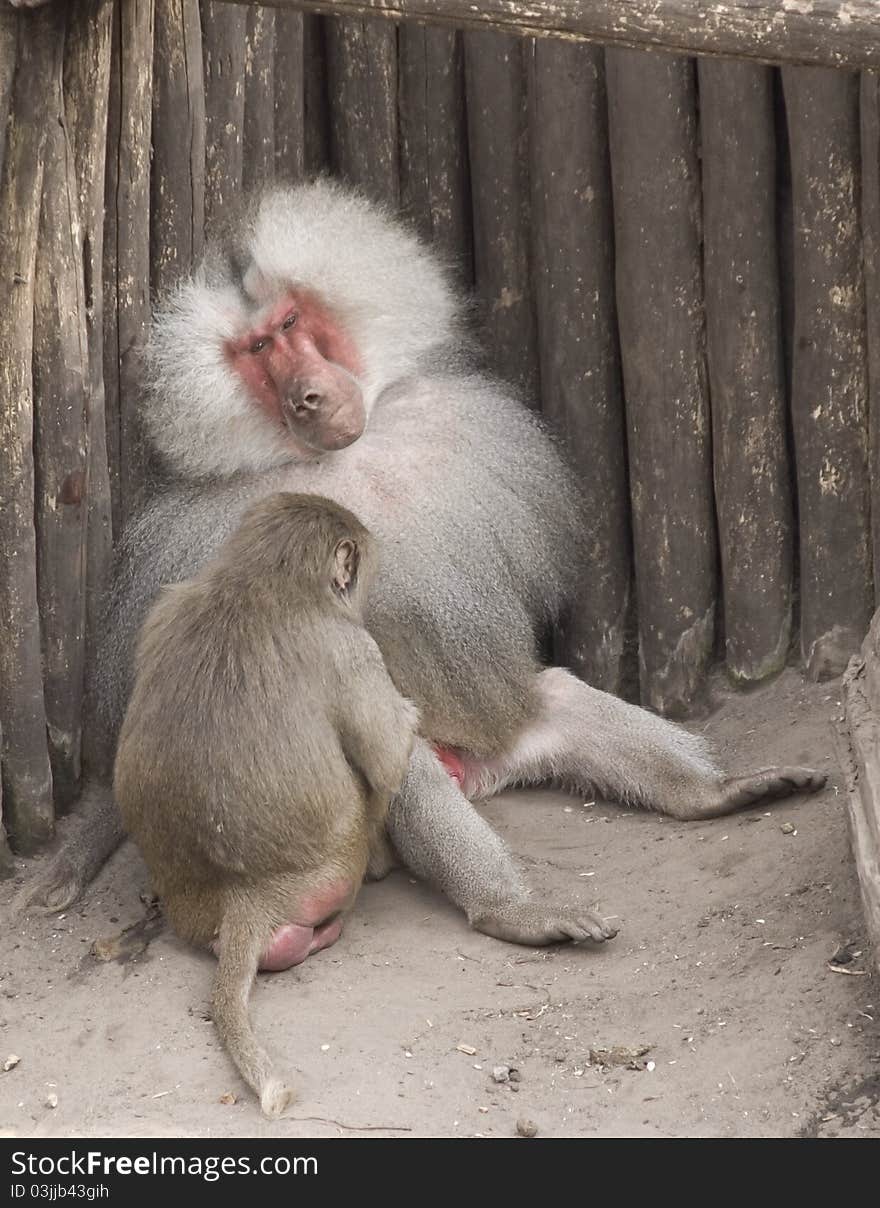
[[114, 493, 418, 1115]]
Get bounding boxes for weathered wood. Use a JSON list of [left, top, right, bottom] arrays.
[[104, 0, 155, 533], [0, 723, 12, 877], [223, 1, 880, 72], [840, 654, 880, 975], [32, 3, 91, 812], [64, 0, 114, 781], [202, 0, 246, 238], [0, 11, 18, 873], [529, 38, 630, 697], [606, 49, 715, 716], [151, 0, 206, 295], [325, 15, 399, 207], [699, 59, 793, 685], [302, 14, 330, 174], [775, 71, 795, 413], [0, 7, 15, 173], [273, 6, 305, 181], [862, 72, 880, 601], [243, 3, 275, 191], [399, 22, 471, 283], [0, 9, 55, 853], [782, 67, 872, 680], [465, 30, 538, 398]]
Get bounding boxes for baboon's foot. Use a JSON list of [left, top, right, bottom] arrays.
[[719, 766, 827, 812], [470, 900, 618, 947], [665, 765, 827, 820]]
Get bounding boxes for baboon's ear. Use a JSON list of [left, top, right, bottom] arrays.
[[332, 538, 359, 598]]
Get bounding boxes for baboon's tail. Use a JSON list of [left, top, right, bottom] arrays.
[[213, 904, 293, 1117]]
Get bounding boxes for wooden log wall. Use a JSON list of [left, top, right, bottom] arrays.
[[2, 1, 880, 861], [699, 60, 793, 686], [606, 50, 716, 716], [0, 6, 57, 856]]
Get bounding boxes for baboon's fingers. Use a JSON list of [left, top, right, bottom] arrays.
[[12, 857, 86, 918], [546, 915, 619, 944]]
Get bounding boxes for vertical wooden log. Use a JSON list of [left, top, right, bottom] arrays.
[[465, 30, 538, 398], [0, 10, 55, 852], [529, 39, 631, 697], [782, 67, 872, 679], [0, 722, 12, 876], [303, 14, 330, 175], [32, 4, 91, 812], [399, 23, 472, 283], [274, 7, 304, 182], [64, 0, 114, 780], [202, 0, 246, 239], [606, 50, 715, 716], [325, 16, 399, 207], [243, 4, 274, 192], [862, 72, 880, 600], [104, 0, 155, 533], [0, 10, 21, 868], [699, 60, 794, 684], [152, 0, 206, 296], [0, 7, 15, 173], [775, 72, 795, 410]]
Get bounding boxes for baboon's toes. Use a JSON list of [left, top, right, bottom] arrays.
[[471, 903, 619, 947], [722, 765, 827, 810]]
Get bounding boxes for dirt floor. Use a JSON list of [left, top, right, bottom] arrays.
[[1, 668, 878, 1139]]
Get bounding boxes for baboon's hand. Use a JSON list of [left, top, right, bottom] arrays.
[[12, 853, 87, 918], [469, 902, 618, 947], [11, 784, 125, 916]]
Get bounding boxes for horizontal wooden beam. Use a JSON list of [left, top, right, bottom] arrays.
[[220, 2, 880, 70]]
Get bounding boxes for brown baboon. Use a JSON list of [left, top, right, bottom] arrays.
[[114, 493, 418, 1114]]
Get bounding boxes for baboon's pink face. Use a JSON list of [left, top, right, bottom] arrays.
[[226, 289, 365, 455]]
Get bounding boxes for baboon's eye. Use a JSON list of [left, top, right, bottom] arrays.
[[249, 337, 268, 355], [282, 312, 298, 331]]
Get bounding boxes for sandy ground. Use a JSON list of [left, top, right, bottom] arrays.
[[1, 668, 878, 1140]]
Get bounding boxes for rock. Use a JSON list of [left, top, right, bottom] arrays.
[[588, 1044, 653, 1070]]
